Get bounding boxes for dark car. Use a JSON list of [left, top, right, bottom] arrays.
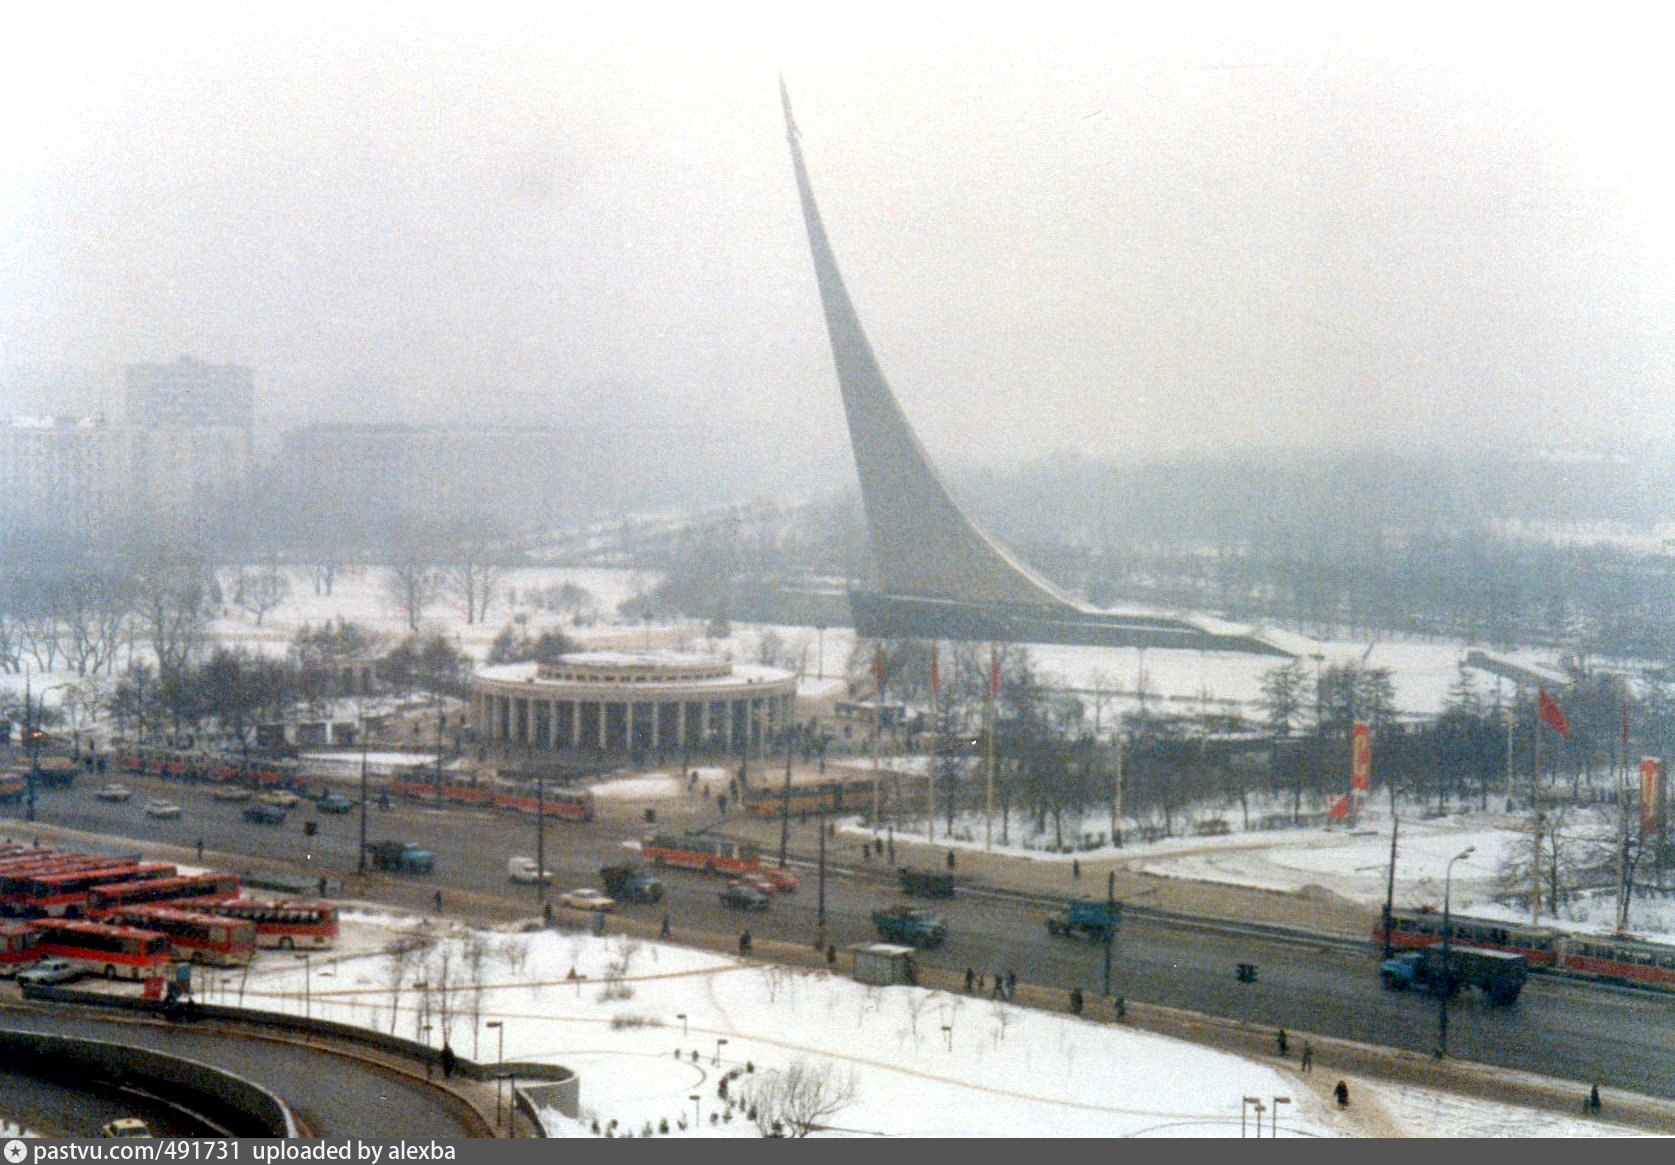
[[719, 882, 771, 911], [243, 803, 287, 825], [315, 792, 355, 814]]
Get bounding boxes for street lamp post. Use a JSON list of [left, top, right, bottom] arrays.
[[1438, 845, 1476, 1057], [536, 767, 547, 903], [485, 1020, 505, 1130], [714, 1037, 727, 1066], [294, 951, 312, 1020], [422, 1024, 433, 1079], [1271, 1095, 1291, 1137], [675, 1012, 687, 1037], [358, 708, 370, 876]]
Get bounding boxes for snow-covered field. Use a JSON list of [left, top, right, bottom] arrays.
[[221, 910, 1640, 1138]]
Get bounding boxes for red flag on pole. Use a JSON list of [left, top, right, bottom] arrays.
[[1537, 689, 1571, 739], [1326, 793, 1352, 821], [930, 644, 940, 693], [990, 645, 1000, 695]]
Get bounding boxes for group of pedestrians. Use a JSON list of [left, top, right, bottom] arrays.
[[962, 967, 1017, 1000]]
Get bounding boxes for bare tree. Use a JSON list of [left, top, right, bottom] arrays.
[[462, 930, 493, 1060], [743, 1059, 858, 1138], [440, 517, 510, 626], [233, 563, 291, 628], [384, 929, 435, 1035], [129, 541, 215, 689], [383, 518, 446, 632]]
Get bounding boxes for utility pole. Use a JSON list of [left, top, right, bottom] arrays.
[[777, 722, 793, 869], [927, 644, 937, 845], [817, 793, 827, 929], [1102, 870, 1116, 997], [24, 672, 37, 823], [986, 644, 996, 852], [358, 707, 370, 875], [1531, 711, 1542, 926], [536, 768, 547, 902], [1382, 783, 1399, 959]]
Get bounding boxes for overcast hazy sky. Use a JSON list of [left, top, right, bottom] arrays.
[[4, 2, 1673, 490]]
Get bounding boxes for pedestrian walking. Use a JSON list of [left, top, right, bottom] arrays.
[[874, 838, 884, 857], [542, 902, 554, 928], [946, 849, 956, 870], [1005, 970, 1017, 999], [440, 1043, 457, 1079], [991, 972, 1004, 1000], [1114, 994, 1126, 1020], [1589, 1083, 1601, 1114], [826, 944, 836, 968], [195, 838, 204, 861], [660, 914, 672, 940], [739, 930, 752, 956], [1072, 858, 1080, 879], [1276, 1028, 1289, 1057], [1068, 986, 1083, 1015], [1334, 1080, 1350, 1108], [433, 889, 443, 911], [1301, 1041, 1313, 1073], [964, 967, 975, 993]]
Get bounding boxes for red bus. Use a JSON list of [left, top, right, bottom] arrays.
[[1375, 908, 1675, 991], [31, 919, 173, 980], [742, 777, 878, 819], [1375, 908, 1562, 967], [498, 788, 594, 821], [109, 906, 256, 966], [85, 873, 241, 916], [641, 832, 760, 875], [0, 921, 39, 975], [13, 863, 177, 918], [390, 779, 596, 821], [390, 778, 497, 806], [207, 899, 338, 950]]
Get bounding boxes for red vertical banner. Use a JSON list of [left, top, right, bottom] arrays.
[[1641, 757, 1664, 836], [1351, 721, 1372, 792], [990, 645, 1000, 695], [930, 644, 939, 693]]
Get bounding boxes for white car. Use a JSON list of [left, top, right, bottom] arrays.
[[211, 785, 253, 801], [101, 1119, 153, 1139], [17, 957, 79, 985], [94, 783, 134, 802], [559, 887, 615, 913], [144, 799, 183, 819], [508, 856, 554, 884], [257, 789, 301, 809]]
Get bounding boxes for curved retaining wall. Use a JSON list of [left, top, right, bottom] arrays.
[[0, 1027, 298, 1137], [24, 983, 579, 1126]]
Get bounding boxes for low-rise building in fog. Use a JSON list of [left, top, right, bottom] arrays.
[[470, 651, 796, 759]]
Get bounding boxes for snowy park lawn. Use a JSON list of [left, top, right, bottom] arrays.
[[218, 910, 1640, 1138]]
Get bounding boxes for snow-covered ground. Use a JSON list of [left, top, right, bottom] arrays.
[[218, 910, 1643, 1138]]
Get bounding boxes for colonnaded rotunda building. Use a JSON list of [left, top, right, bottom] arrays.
[[469, 652, 799, 758]]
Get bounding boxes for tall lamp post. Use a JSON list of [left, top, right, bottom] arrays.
[[1438, 845, 1476, 1057], [358, 707, 371, 875], [485, 1020, 505, 1131]]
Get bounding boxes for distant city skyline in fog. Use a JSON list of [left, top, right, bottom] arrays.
[[5, 2, 1674, 500]]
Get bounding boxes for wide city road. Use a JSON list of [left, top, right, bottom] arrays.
[[15, 768, 1675, 1102]]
